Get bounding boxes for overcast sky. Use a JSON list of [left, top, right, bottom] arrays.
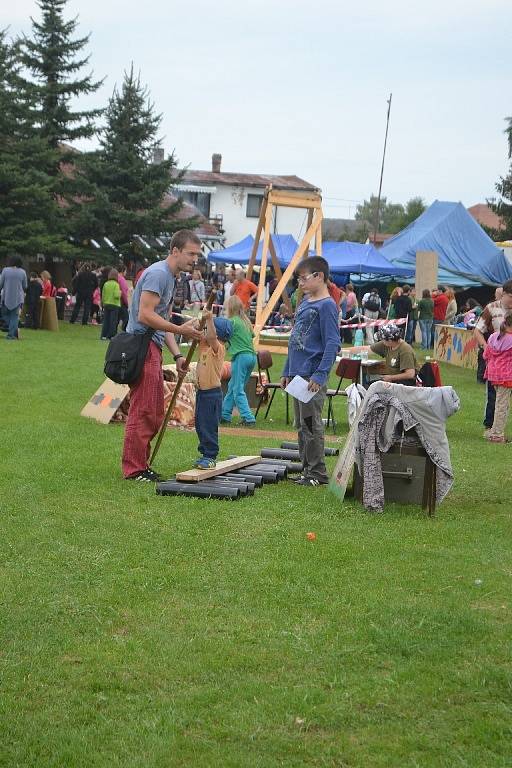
[[4, 0, 512, 218]]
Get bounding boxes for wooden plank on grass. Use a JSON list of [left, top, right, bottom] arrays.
[[176, 456, 261, 483]]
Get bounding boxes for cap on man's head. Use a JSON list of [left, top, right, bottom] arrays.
[[377, 323, 402, 341], [213, 317, 233, 341]]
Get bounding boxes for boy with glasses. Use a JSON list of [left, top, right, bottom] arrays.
[[281, 257, 340, 486]]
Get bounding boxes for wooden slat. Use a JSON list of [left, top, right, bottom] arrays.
[[254, 200, 273, 334], [247, 195, 267, 281], [315, 209, 323, 256], [267, 192, 321, 209], [176, 456, 261, 483]]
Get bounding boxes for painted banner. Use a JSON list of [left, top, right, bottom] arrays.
[[434, 325, 478, 370]]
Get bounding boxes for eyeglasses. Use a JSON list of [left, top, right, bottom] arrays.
[[297, 272, 319, 283]]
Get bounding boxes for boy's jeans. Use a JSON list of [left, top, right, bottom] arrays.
[[293, 385, 329, 483], [196, 387, 223, 459]]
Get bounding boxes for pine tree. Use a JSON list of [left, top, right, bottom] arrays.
[[20, 0, 103, 151], [490, 117, 512, 239], [0, 32, 72, 259], [72, 66, 198, 260]]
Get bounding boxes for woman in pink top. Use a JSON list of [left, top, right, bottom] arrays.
[[342, 282, 358, 343], [483, 314, 512, 443]]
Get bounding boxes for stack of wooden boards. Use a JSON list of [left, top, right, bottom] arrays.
[[156, 442, 339, 500]]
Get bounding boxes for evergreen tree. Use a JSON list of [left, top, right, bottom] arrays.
[[0, 32, 72, 259], [490, 116, 512, 239], [72, 66, 198, 260], [20, 0, 103, 151]]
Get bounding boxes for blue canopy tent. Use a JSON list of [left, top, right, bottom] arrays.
[[321, 241, 413, 279], [381, 200, 512, 287], [208, 234, 299, 267], [207, 234, 254, 265]]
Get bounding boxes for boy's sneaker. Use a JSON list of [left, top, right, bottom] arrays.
[[126, 468, 162, 482], [194, 457, 216, 470], [240, 420, 256, 427], [295, 477, 327, 487], [293, 474, 307, 484]]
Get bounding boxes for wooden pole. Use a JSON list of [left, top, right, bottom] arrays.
[[150, 290, 216, 466], [254, 199, 273, 336], [247, 193, 268, 281], [315, 208, 323, 256], [268, 237, 293, 316]]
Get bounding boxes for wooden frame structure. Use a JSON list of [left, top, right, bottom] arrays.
[[246, 185, 323, 354]]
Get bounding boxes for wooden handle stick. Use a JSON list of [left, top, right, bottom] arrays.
[[150, 290, 217, 466]]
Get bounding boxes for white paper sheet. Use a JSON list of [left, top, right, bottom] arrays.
[[285, 375, 316, 403]]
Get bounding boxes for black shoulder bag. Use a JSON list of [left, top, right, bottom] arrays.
[[104, 328, 154, 385]]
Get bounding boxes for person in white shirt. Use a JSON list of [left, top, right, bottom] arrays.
[[222, 268, 236, 312], [361, 287, 381, 344]]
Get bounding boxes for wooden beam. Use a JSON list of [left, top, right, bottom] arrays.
[[176, 456, 261, 483], [268, 237, 293, 316], [246, 195, 267, 281], [268, 189, 321, 204], [258, 210, 323, 329], [267, 192, 321, 209], [254, 199, 273, 333], [315, 208, 323, 256]]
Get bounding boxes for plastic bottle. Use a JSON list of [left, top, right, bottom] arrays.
[[354, 328, 365, 347]]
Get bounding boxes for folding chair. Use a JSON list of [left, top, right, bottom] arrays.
[[325, 358, 361, 432], [255, 350, 289, 422]]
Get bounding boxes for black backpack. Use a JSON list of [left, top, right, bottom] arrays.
[[364, 293, 380, 313], [104, 328, 154, 385]]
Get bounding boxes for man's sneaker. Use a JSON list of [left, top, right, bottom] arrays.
[[194, 457, 216, 470], [293, 474, 307, 484], [126, 468, 162, 482], [240, 420, 256, 428]]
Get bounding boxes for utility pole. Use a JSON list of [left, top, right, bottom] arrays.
[[372, 93, 392, 245]]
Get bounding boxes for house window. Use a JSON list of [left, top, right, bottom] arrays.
[[175, 190, 211, 218], [246, 194, 263, 218]]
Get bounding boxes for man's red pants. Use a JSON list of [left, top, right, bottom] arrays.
[[122, 342, 164, 478]]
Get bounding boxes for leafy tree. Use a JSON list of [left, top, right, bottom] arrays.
[[390, 196, 426, 233], [355, 194, 426, 236], [19, 0, 103, 152], [0, 32, 72, 259], [489, 116, 512, 239], [355, 195, 404, 235], [71, 66, 198, 260]]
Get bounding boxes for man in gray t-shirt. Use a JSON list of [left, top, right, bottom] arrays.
[[122, 230, 203, 481], [127, 260, 177, 348]]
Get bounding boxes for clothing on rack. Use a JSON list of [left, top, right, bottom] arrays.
[[354, 381, 460, 513]]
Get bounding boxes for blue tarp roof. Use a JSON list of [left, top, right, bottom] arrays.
[[321, 241, 413, 277], [209, 235, 411, 278], [208, 234, 299, 267], [381, 200, 512, 287]]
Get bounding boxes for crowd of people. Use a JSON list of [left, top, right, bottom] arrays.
[[2, 241, 512, 452]]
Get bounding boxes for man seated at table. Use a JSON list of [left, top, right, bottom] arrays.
[[351, 322, 417, 386], [369, 323, 417, 385]]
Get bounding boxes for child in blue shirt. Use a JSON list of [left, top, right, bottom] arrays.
[[281, 257, 340, 486]]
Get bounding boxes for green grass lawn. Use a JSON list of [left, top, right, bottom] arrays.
[[1, 323, 511, 767]]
